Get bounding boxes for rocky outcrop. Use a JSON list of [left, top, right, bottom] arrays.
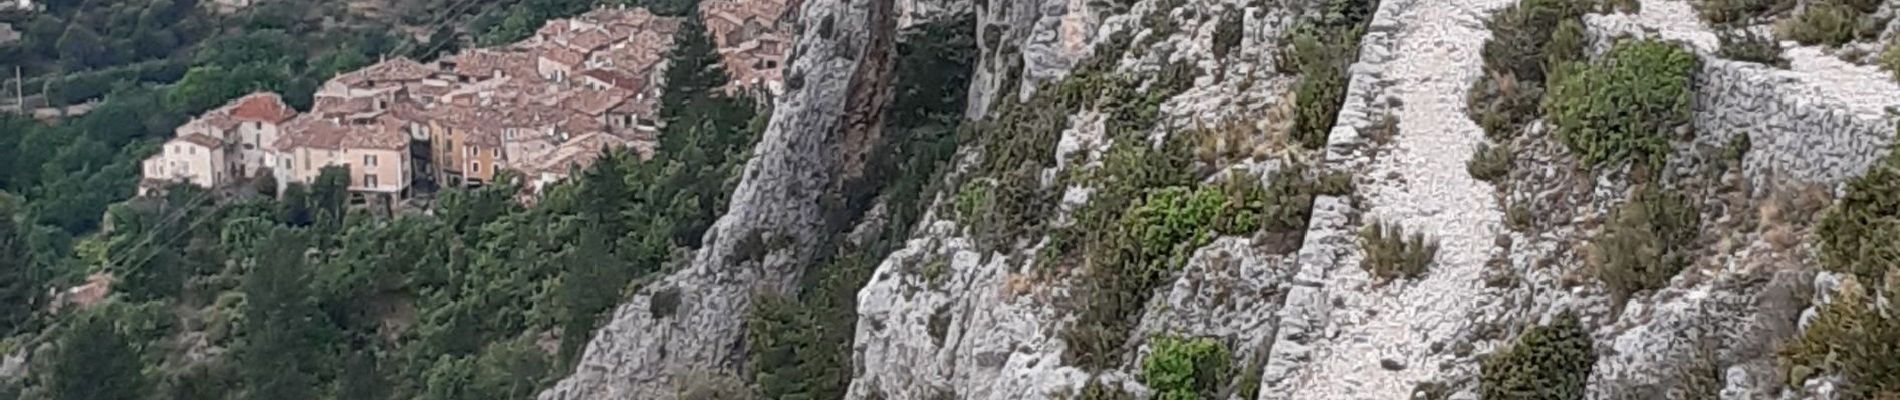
[[964, 0, 1100, 118], [536, 0, 898, 397], [847, 0, 1318, 396]]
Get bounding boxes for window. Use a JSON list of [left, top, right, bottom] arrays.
[[471, 162, 481, 174], [364, 155, 377, 166], [493, 148, 500, 158], [365, 174, 379, 188]]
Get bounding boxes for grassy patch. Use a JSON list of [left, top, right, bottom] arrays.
[[1718, 28, 1789, 68], [1468, 0, 1592, 142], [1358, 220, 1440, 281], [1545, 39, 1698, 169], [1590, 185, 1700, 307], [1468, 142, 1514, 183], [1286, 0, 1382, 149], [1697, 0, 1792, 26], [1775, 0, 1884, 46], [1781, 279, 1900, 398], [1815, 147, 1900, 283]]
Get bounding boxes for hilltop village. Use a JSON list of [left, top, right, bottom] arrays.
[[137, 1, 789, 205]]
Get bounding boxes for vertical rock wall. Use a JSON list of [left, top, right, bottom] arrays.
[[1689, 59, 1898, 185], [536, 0, 898, 397]]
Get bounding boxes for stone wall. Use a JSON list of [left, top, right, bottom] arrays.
[[1690, 59, 1897, 185]]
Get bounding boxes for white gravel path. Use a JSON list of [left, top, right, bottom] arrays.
[[1285, 0, 1510, 397]]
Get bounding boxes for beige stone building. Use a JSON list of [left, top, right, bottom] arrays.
[[139, 92, 297, 194], [138, 5, 745, 201]]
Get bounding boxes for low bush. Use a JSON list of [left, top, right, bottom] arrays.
[[1358, 220, 1440, 281], [1879, 39, 1899, 82], [1776, 0, 1882, 46], [1289, 31, 1356, 150], [1545, 39, 1698, 168], [1718, 28, 1788, 68], [1815, 147, 1900, 283], [1480, 312, 1595, 400], [1062, 172, 1290, 370], [1698, 0, 1791, 25], [1468, 0, 1590, 142], [1781, 279, 1900, 398], [1141, 336, 1232, 400], [1480, 0, 1594, 86], [1286, 0, 1382, 149], [1591, 185, 1700, 306], [1468, 142, 1514, 183]]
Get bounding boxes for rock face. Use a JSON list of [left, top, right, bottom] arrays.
[[551, 0, 1900, 396], [536, 0, 898, 397], [1691, 58, 1899, 185], [964, 0, 1100, 118]]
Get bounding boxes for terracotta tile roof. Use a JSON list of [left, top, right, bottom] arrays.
[[577, 68, 644, 91], [226, 92, 298, 124], [539, 45, 585, 67], [311, 96, 377, 117], [567, 29, 615, 51], [446, 49, 537, 79], [562, 87, 635, 116], [190, 92, 299, 130], [522, 132, 632, 175], [537, 20, 571, 39], [332, 57, 435, 87], [277, 114, 407, 151]]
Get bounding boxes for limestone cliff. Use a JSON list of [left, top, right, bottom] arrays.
[[546, 0, 1900, 397], [536, 0, 898, 396]]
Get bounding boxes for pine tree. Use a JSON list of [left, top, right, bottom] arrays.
[[658, 13, 732, 129], [48, 312, 147, 400], [0, 209, 39, 335], [237, 228, 322, 400]]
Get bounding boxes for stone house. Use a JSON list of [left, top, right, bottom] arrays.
[[139, 92, 296, 194]]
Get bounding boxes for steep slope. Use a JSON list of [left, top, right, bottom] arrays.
[[1258, 0, 1510, 397], [537, 0, 899, 396]]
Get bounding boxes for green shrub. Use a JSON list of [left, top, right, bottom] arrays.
[[1358, 220, 1440, 281], [1545, 39, 1699, 168], [1775, 0, 1881, 46], [1591, 185, 1700, 306], [1212, 8, 1244, 60], [1468, 0, 1590, 142], [1815, 148, 1900, 283], [1289, 30, 1355, 150], [1603, 0, 1640, 13], [1468, 142, 1514, 183], [1141, 336, 1232, 400], [1781, 279, 1900, 398], [1479, 0, 1594, 86], [1480, 312, 1596, 400], [1719, 28, 1789, 68], [1697, 0, 1790, 25], [1286, 0, 1381, 149]]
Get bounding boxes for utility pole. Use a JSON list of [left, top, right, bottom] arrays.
[[13, 66, 21, 115]]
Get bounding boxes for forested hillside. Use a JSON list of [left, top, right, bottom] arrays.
[[0, 1, 767, 397]]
